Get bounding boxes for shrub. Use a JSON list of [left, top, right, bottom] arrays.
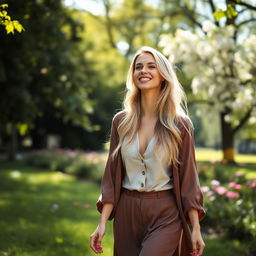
[[23, 149, 105, 184], [201, 172, 256, 254]]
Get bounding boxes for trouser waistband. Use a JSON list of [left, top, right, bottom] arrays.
[[121, 187, 173, 198]]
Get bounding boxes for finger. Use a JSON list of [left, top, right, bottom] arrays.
[[91, 233, 102, 253], [192, 240, 197, 251], [198, 242, 205, 255], [94, 234, 103, 253], [90, 234, 97, 252]]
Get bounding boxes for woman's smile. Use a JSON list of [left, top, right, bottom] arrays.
[[134, 52, 163, 90]]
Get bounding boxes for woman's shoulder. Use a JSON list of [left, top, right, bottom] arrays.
[[112, 110, 126, 125], [175, 115, 194, 135]]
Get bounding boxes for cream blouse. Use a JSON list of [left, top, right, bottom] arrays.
[[121, 131, 174, 192]]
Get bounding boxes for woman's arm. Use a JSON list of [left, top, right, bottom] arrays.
[[188, 208, 205, 256], [100, 203, 114, 224], [90, 203, 114, 254]]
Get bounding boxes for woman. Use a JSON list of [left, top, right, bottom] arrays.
[[90, 46, 206, 256]]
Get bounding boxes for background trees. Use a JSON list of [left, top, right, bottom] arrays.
[[0, 0, 255, 162], [0, 0, 93, 159], [159, 0, 256, 163]]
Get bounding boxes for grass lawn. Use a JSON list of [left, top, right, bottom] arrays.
[[0, 150, 255, 256], [195, 148, 256, 164]]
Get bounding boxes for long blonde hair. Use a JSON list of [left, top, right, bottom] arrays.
[[111, 46, 192, 167]]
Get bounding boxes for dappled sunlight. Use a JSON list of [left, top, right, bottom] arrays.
[[26, 171, 75, 185], [9, 170, 22, 179]]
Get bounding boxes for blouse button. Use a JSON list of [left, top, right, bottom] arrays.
[[142, 171, 145, 175]]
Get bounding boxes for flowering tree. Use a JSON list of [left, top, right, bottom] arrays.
[[159, 19, 256, 163]]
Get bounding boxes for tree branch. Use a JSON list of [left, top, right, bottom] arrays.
[[207, 0, 220, 26], [182, 4, 203, 30], [102, 0, 116, 49], [237, 18, 256, 28], [229, 0, 256, 11], [233, 106, 255, 134]]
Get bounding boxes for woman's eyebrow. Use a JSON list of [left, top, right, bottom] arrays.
[[135, 62, 156, 66]]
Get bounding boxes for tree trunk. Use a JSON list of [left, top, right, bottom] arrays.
[[8, 123, 17, 160], [220, 112, 236, 164]]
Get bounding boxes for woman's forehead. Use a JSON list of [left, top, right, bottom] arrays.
[[135, 52, 155, 65]]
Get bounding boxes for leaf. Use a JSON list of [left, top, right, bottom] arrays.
[[55, 236, 64, 244], [213, 10, 225, 22], [5, 21, 14, 34], [0, 4, 8, 9], [16, 123, 29, 136], [13, 20, 25, 32]]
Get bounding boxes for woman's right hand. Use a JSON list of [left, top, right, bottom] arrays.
[[90, 223, 106, 254]]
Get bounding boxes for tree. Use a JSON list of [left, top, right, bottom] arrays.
[[0, 0, 93, 159], [159, 0, 256, 163]]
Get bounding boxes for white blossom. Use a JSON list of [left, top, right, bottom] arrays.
[[202, 20, 217, 34], [159, 23, 256, 124]]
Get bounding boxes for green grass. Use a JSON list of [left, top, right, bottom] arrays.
[[0, 160, 108, 256], [0, 150, 255, 256], [195, 148, 256, 164]]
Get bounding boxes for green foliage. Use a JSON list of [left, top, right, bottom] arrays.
[[24, 150, 75, 172], [0, 3, 24, 34], [23, 149, 104, 183], [214, 4, 238, 22], [199, 163, 256, 254], [65, 155, 103, 183], [0, 0, 94, 134]]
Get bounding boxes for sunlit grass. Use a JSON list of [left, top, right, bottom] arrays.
[[195, 147, 256, 164]]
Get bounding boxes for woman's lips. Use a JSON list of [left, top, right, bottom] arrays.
[[139, 77, 151, 83]]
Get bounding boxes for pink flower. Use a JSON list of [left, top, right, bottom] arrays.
[[233, 184, 242, 190], [248, 179, 256, 188], [214, 186, 228, 195], [235, 171, 243, 177], [207, 190, 213, 196], [228, 182, 236, 188], [209, 195, 216, 201], [211, 179, 220, 187], [229, 182, 242, 189], [201, 186, 210, 193], [226, 191, 239, 199]]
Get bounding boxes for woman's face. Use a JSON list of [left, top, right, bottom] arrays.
[[133, 52, 163, 91]]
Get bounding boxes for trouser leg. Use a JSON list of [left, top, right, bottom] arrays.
[[113, 192, 142, 256]]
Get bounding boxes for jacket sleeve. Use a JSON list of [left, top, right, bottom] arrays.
[[178, 117, 206, 225], [96, 114, 119, 220]]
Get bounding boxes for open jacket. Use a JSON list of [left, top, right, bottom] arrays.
[[96, 110, 206, 256]]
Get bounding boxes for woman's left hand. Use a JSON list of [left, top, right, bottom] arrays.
[[191, 227, 205, 256]]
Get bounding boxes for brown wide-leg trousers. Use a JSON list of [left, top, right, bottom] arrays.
[[113, 188, 182, 256]]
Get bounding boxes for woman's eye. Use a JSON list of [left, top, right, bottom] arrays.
[[149, 66, 156, 69], [135, 66, 142, 70]]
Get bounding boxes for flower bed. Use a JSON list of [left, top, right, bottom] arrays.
[[201, 170, 256, 254]]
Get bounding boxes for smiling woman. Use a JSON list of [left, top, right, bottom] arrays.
[[90, 46, 206, 256], [133, 52, 164, 91]]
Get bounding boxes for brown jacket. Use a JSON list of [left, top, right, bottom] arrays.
[[96, 110, 206, 256]]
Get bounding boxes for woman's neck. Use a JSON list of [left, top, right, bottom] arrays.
[[140, 89, 160, 118]]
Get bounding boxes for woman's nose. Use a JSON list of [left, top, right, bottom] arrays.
[[140, 67, 148, 73]]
